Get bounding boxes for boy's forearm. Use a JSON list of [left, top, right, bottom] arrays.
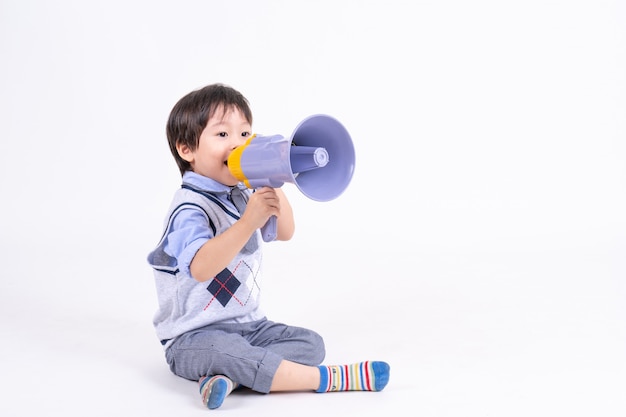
[[189, 219, 257, 282], [275, 189, 295, 241]]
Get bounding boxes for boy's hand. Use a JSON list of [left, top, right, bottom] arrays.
[[240, 187, 281, 230]]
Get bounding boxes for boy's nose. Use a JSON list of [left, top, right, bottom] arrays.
[[233, 135, 251, 148]]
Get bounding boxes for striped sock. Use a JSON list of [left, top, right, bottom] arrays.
[[316, 361, 390, 393], [199, 375, 238, 409]]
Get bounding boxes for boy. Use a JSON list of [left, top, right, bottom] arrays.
[[147, 83, 389, 409]]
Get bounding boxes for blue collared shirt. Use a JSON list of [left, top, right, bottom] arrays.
[[163, 171, 248, 280]]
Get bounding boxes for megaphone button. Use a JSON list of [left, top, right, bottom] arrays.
[[313, 148, 329, 168]]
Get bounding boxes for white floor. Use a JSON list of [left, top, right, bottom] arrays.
[[1, 236, 625, 417]]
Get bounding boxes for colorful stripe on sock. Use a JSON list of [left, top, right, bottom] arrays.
[[317, 361, 390, 393]]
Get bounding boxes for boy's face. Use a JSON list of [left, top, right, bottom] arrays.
[[177, 105, 252, 186]]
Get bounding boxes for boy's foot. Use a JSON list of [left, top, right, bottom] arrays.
[[199, 375, 237, 409]]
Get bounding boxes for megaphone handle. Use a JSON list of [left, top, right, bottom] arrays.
[[260, 215, 277, 242]]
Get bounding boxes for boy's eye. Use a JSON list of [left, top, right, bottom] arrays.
[[218, 132, 227, 138], [242, 132, 251, 138]]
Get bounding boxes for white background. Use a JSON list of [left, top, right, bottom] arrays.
[[1, 1, 625, 416]]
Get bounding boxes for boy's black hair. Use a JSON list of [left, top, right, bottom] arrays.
[[166, 83, 253, 176]]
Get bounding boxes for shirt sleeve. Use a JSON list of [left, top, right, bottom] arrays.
[[163, 207, 213, 279]]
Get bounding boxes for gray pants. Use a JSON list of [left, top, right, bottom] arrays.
[[165, 318, 326, 393]]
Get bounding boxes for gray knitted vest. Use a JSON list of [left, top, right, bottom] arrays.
[[147, 184, 265, 348]]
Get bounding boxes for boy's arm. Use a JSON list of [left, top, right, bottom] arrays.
[[189, 187, 293, 282], [274, 188, 295, 241], [189, 215, 259, 282]]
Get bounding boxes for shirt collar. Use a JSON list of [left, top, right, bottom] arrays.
[[182, 171, 247, 194]]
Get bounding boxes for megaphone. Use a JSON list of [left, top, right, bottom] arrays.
[[227, 114, 355, 242]]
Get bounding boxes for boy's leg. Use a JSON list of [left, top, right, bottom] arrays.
[[165, 323, 284, 393], [247, 319, 326, 366]]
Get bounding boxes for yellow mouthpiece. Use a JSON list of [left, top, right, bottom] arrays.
[[227, 135, 255, 188]]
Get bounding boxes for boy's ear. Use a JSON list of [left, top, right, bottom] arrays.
[[176, 142, 194, 163]]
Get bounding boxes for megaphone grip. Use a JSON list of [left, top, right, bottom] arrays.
[[260, 216, 277, 242]]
